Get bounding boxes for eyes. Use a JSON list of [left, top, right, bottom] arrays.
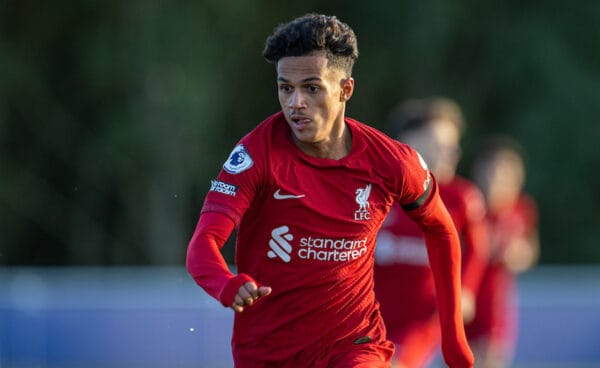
[[307, 85, 320, 93], [279, 85, 293, 93], [278, 84, 321, 94]]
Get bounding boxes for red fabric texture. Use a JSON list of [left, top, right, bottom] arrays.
[[406, 178, 474, 368], [465, 194, 538, 358], [374, 177, 483, 367], [187, 211, 238, 307], [187, 112, 473, 367]]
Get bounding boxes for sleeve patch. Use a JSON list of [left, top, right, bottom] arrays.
[[223, 144, 253, 174], [402, 174, 432, 211], [210, 180, 238, 196], [417, 152, 429, 170]]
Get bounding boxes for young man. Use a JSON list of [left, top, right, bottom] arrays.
[[186, 14, 473, 368], [466, 136, 539, 368], [374, 97, 489, 368]]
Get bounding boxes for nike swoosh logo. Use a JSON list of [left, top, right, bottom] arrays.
[[273, 189, 305, 200]]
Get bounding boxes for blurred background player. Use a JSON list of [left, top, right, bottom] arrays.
[[465, 136, 540, 368], [374, 97, 489, 367]]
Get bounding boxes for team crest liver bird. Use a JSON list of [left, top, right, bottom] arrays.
[[355, 184, 372, 211]]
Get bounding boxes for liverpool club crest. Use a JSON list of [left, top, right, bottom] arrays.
[[354, 184, 372, 220]]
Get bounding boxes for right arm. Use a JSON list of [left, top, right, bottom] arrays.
[[186, 211, 270, 311]]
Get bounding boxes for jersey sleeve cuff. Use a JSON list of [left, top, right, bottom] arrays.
[[218, 273, 256, 307]]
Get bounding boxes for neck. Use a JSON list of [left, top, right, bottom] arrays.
[[293, 120, 352, 160]]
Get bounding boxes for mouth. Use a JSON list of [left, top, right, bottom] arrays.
[[290, 114, 311, 129]]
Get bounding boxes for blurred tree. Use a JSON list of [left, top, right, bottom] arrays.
[[1, 0, 599, 265]]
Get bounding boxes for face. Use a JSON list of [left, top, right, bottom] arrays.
[[402, 119, 461, 183], [474, 150, 525, 212], [276, 53, 354, 148]]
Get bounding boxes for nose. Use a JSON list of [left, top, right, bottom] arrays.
[[288, 90, 306, 109]]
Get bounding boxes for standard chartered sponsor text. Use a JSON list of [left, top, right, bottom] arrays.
[[298, 236, 368, 262]]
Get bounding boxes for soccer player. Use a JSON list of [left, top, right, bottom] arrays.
[[186, 14, 473, 368], [465, 136, 539, 368], [374, 97, 489, 368]]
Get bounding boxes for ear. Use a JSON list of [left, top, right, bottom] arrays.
[[340, 77, 355, 102]]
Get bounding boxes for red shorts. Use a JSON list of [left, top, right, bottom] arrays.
[[234, 334, 394, 368], [328, 339, 395, 368], [391, 315, 441, 367]]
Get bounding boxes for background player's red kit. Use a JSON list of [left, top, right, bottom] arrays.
[[465, 194, 538, 355], [374, 176, 488, 366]]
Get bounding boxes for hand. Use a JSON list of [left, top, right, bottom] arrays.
[[502, 237, 537, 273], [461, 289, 476, 324], [231, 281, 272, 312]]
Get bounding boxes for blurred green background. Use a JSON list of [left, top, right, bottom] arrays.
[[1, 1, 599, 266]]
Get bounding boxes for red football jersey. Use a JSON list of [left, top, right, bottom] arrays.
[[441, 177, 489, 293], [189, 111, 473, 367], [465, 194, 538, 350], [202, 111, 430, 362], [374, 176, 488, 366]]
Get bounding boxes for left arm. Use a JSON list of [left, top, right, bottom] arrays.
[[404, 178, 474, 368]]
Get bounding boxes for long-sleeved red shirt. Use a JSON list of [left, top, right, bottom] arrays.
[[186, 112, 474, 367]]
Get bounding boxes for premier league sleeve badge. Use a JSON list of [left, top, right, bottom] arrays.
[[223, 144, 254, 174]]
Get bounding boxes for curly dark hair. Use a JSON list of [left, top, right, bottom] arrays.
[[262, 14, 359, 75]]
